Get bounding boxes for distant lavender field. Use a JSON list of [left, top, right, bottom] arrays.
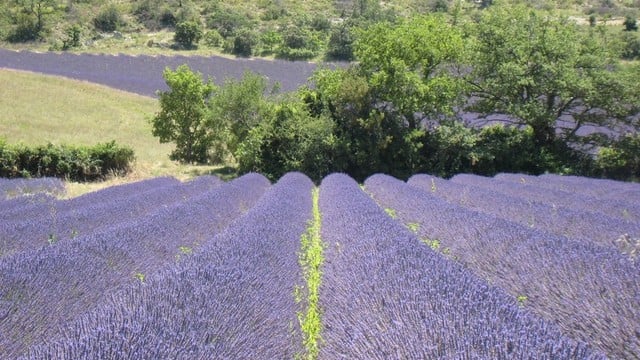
[[0, 49, 320, 97], [2, 172, 638, 358]]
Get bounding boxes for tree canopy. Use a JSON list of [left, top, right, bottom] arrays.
[[151, 65, 215, 164], [466, 4, 639, 149]]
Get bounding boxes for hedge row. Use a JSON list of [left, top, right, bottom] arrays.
[[0, 140, 135, 182]]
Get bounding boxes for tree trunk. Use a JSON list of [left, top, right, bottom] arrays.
[[532, 123, 555, 147]]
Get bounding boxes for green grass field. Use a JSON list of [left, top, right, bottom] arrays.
[[0, 69, 223, 196]]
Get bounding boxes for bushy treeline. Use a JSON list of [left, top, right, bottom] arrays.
[[0, 140, 134, 181], [152, 4, 640, 182]]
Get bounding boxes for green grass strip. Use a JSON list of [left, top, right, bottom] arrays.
[[296, 187, 324, 360]]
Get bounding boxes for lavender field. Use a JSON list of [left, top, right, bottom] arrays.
[[0, 173, 638, 359], [0, 49, 319, 97]]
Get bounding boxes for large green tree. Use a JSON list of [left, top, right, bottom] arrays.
[[466, 4, 639, 149], [354, 14, 465, 130], [151, 65, 215, 164], [207, 71, 271, 162]]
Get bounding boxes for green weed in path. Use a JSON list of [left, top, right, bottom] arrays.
[[296, 187, 323, 360]]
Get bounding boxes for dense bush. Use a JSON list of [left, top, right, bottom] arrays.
[[236, 100, 338, 182], [93, 5, 122, 32], [0, 140, 134, 181], [6, 13, 40, 42], [231, 29, 257, 57], [206, 8, 252, 38], [275, 25, 322, 60], [595, 134, 640, 180], [174, 21, 202, 48]]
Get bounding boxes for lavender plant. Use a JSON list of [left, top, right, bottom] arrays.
[[409, 174, 640, 251], [366, 174, 640, 359], [0, 49, 317, 97], [23, 172, 313, 359], [0, 173, 270, 358], [0, 177, 65, 200], [495, 173, 640, 204], [0, 176, 208, 259], [451, 173, 640, 222], [318, 173, 601, 359]]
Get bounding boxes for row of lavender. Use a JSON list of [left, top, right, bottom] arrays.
[[1, 173, 272, 358], [365, 174, 640, 359], [2, 172, 637, 358], [450, 173, 640, 222], [0, 49, 319, 97], [21, 172, 314, 359], [319, 174, 602, 359], [0, 177, 65, 200], [408, 174, 640, 252]]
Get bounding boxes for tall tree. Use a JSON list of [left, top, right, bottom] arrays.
[[354, 15, 465, 130], [207, 71, 270, 161], [466, 4, 639, 149], [151, 65, 215, 164]]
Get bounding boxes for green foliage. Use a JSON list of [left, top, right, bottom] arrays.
[[595, 134, 640, 180], [355, 15, 465, 129], [93, 4, 121, 32], [208, 71, 270, 162], [423, 122, 479, 178], [5, 0, 57, 42], [467, 4, 638, 150], [236, 99, 338, 182], [7, 12, 40, 42], [206, 7, 252, 38], [61, 24, 81, 50], [326, 20, 356, 61], [231, 28, 257, 56], [203, 29, 223, 48], [151, 65, 216, 164], [624, 15, 638, 31], [619, 31, 640, 59], [0, 139, 134, 181], [258, 29, 282, 55], [174, 20, 203, 48], [275, 25, 323, 60], [472, 124, 538, 175], [133, 0, 178, 30]]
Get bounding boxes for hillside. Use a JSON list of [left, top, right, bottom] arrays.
[[0, 0, 638, 60], [0, 69, 225, 195]]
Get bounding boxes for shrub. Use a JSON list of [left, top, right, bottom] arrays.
[[62, 24, 82, 50], [206, 8, 251, 38], [94, 5, 121, 32], [174, 21, 203, 48], [595, 134, 640, 180], [232, 29, 257, 57], [7, 13, 40, 42], [624, 15, 638, 31], [236, 100, 338, 182], [203, 29, 223, 48], [0, 140, 134, 181]]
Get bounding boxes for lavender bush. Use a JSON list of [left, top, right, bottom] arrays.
[[0, 173, 270, 358], [0, 176, 195, 259], [318, 173, 601, 359], [0, 177, 65, 200], [495, 173, 640, 204], [23, 172, 313, 359], [0, 49, 320, 96], [409, 174, 640, 250], [451, 173, 640, 222], [365, 174, 640, 359]]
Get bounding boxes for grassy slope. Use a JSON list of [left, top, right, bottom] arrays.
[[0, 69, 220, 196]]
